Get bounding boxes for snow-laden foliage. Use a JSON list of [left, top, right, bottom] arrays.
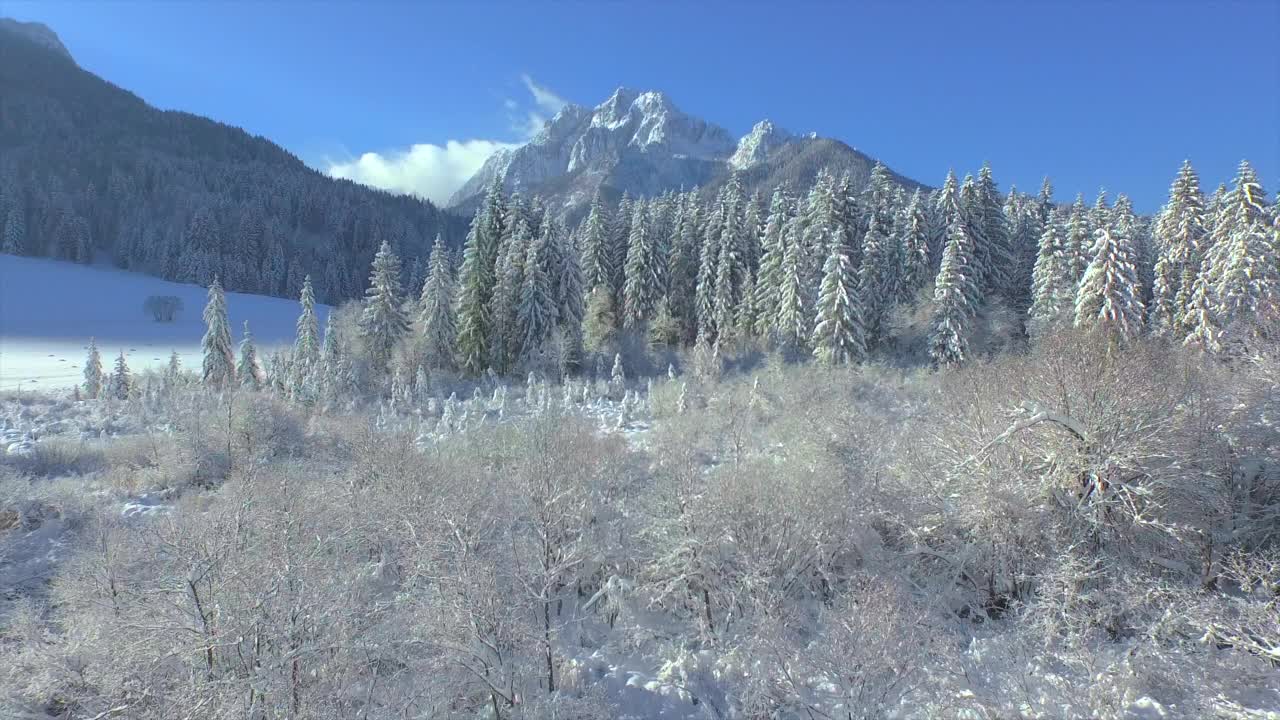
[[1074, 217, 1145, 340], [3, 321, 1279, 719], [200, 277, 235, 388], [358, 240, 410, 374]]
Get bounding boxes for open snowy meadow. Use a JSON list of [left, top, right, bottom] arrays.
[[0, 254, 328, 392]]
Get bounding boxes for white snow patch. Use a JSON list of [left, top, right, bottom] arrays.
[[0, 254, 329, 391]]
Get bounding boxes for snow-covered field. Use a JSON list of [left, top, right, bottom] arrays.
[[0, 254, 328, 392]]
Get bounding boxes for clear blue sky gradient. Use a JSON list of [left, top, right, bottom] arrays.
[[6, 0, 1278, 211]]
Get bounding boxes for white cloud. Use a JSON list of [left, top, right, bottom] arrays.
[[522, 73, 567, 115], [326, 139, 515, 206], [508, 73, 570, 139], [324, 75, 568, 206]]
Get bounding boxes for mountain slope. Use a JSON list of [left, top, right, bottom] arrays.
[[0, 20, 468, 304], [448, 87, 928, 218]]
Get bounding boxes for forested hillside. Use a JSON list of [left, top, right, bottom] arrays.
[[0, 22, 467, 304]]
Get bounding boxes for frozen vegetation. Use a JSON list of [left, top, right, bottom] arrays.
[[1, 327, 1278, 719], [3, 19, 1278, 715], [1, 154, 1279, 718]]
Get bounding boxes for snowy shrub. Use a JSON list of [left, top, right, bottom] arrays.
[[142, 294, 183, 322], [4, 437, 106, 478]]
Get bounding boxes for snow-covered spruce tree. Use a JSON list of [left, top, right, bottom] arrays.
[[734, 271, 758, 344], [857, 215, 897, 347], [553, 219, 585, 338], [974, 163, 1014, 296], [358, 240, 410, 374], [1027, 212, 1074, 333], [1203, 182, 1229, 247], [932, 169, 961, 266], [811, 225, 866, 365], [1036, 177, 1056, 229], [237, 320, 263, 390], [1005, 186, 1042, 313], [742, 189, 766, 274], [863, 162, 897, 235], [710, 173, 748, 338], [455, 181, 506, 376], [1112, 194, 1151, 303], [956, 176, 987, 308], [1074, 221, 1145, 340], [163, 350, 183, 390], [929, 221, 978, 367], [1090, 188, 1111, 236], [800, 170, 843, 279], [2, 207, 23, 255], [294, 275, 320, 366], [518, 220, 556, 359], [107, 351, 133, 401], [201, 276, 236, 388], [650, 194, 676, 296], [580, 189, 613, 293], [608, 193, 634, 305], [774, 218, 811, 355], [83, 337, 104, 399], [753, 189, 790, 337], [694, 204, 720, 339], [623, 201, 661, 329], [835, 171, 864, 261], [417, 233, 456, 369], [711, 225, 744, 341], [1209, 161, 1277, 347], [315, 312, 344, 400], [666, 194, 701, 341], [898, 189, 932, 301], [1181, 268, 1221, 352], [489, 217, 529, 373], [1150, 161, 1206, 336], [1064, 194, 1093, 286]]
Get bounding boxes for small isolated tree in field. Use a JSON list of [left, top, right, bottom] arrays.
[[107, 351, 133, 400], [143, 295, 184, 322], [83, 337, 103, 399]]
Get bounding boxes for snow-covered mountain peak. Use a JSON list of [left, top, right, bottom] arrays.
[[448, 86, 920, 215], [591, 88, 676, 130], [580, 87, 733, 157], [729, 119, 794, 170]]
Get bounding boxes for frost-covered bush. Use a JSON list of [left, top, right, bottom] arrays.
[[2, 327, 1279, 719], [142, 294, 183, 322], [4, 438, 106, 478]]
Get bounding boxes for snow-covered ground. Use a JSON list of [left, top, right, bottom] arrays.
[[0, 254, 329, 392]]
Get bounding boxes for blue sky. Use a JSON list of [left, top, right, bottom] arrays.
[[6, 0, 1278, 211]]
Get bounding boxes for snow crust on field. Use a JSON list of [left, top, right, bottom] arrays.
[[0, 254, 328, 391]]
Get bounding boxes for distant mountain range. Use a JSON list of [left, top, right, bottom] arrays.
[[448, 87, 928, 219], [0, 19, 465, 304], [0, 17, 928, 303]]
